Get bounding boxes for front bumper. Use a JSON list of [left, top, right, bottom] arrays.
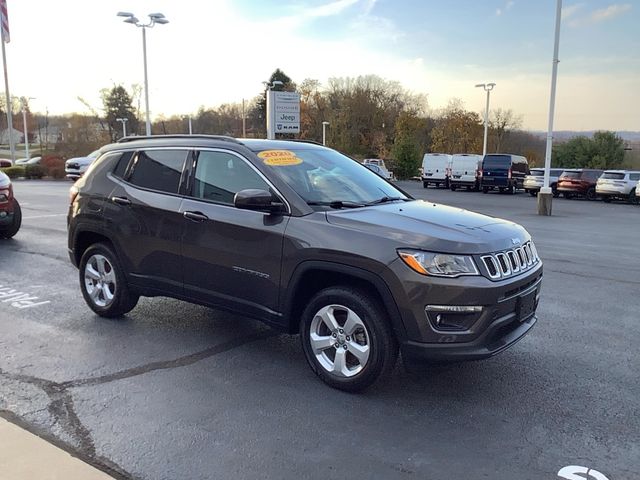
[[386, 259, 543, 362]]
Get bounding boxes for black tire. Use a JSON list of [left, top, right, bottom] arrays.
[[499, 187, 505, 193], [466, 186, 472, 191], [445, 179, 450, 189], [450, 184, 457, 191], [0, 200, 21, 239], [586, 187, 597, 201], [628, 189, 638, 205], [602, 196, 611, 203], [435, 182, 440, 188], [422, 181, 428, 188], [482, 187, 489, 194], [552, 186, 559, 198], [563, 192, 573, 199], [507, 184, 515, 195], [300, 286, 398, 392], [79, 243, 139, 318], [528, 191, 536, 197]]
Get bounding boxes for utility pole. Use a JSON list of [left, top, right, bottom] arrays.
[[1, 0, 15, 163]]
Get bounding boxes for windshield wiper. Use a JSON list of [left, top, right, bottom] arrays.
[[306, 200, 366, 209], [365, 196, 408, 206]]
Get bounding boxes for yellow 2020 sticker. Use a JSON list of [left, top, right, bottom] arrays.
[[258, 150, 303, 166]]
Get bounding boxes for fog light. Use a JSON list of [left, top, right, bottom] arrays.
[[425, 305, 483, 332], [0, 211, 6, 218]]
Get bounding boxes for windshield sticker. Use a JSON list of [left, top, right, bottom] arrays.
[[258, 150, 303, 166]]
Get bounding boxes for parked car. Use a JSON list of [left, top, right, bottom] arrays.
[[523, 168, 566, 197], [421, 153, 452, 188], [557, 169, 603, 200], [14, 156, 41, 166], [364, 163, 393, 181], [480, 154, 529, 194], [65, 150, 100, 180], [68, 135, 542, 392], [596, 170, 640, 204], [449, 154, 482, 191], [0, 170, 21, 239]]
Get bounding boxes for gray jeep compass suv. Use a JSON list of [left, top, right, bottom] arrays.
[[68, 135, 542, 391]]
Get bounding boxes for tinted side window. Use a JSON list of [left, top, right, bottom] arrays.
[[127, 150, 187, 194], [192, 151, 269, 205], [112, 151, 134, 179], [629, 173, 640, 181]]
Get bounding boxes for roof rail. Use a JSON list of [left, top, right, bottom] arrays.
[[285, 139, 325, 147], [117, 134, 243, 144]]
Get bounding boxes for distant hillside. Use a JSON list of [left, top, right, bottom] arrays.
[[530, 130, 640, 142]]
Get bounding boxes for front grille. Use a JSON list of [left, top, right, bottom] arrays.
[[481, 241, 540, 280]]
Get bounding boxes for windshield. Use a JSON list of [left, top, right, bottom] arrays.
[[602, 172, 625, 180], [256, 148, 406, 206], [562, 171, 582, 178], [483, 155, 511, 169]]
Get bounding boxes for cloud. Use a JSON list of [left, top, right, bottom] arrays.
[[363, 0, 377, 15], [568, 3, 632, 27], [562, 3, 584, 19], [496, 8, 502, 16], [506, 1, 515, 10], [496, 1, 515, 17]]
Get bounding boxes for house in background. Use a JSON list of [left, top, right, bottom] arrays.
[[0, 127, 25, 145]]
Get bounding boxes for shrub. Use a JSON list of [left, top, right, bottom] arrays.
[[25, 164, 45, 179], [1, 166, 25, 179], [41, 155, 66, 179]]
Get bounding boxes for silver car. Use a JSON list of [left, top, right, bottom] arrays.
[[523, 168, 565, 197], [596, 170, 640, 204], [65, 150, 100, 180]]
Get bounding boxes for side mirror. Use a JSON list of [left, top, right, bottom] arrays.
[[234, 189, 285, 214]]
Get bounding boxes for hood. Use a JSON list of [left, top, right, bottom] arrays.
[[66, 156, 94, 165], [326, 200, 529, 254]]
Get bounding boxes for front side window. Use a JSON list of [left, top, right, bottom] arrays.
[[127, 150, 187, 194], [192, 150, 270, 205]]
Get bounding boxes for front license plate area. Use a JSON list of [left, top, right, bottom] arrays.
[[517, 291, 537, 322]]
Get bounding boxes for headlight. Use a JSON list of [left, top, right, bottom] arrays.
[[398, 250, 479, 277]]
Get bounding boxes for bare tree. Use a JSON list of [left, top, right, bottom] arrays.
[[489, 108, 522, 152]]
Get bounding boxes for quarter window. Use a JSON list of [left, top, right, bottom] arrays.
[[127, 150, 187, 194], [192, 151, 270, 204]]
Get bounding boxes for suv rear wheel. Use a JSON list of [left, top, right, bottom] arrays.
[[300, 287, 398, 392], [79, 243, 139, 318]]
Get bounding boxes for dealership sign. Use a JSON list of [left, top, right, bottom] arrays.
[[267, 91, 300, 138]]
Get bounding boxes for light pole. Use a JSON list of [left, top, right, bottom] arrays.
[[538, 0, 563, 216], [264, 80, 284, 140], [117, 11, 169, 136], [116, 117, 128, 138], [185, 115, 192, 135], [322, 121, 330, 146], [19, 97, 35, 158], [475, 83, 496, 156]]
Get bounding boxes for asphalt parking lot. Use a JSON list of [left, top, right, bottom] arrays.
[[1, 179, 638, 480]]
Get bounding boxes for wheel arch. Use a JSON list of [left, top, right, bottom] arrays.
[[283, 261, 407, 341]]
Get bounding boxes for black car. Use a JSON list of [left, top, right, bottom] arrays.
[[481, 154, 530, 194], [68, 135, 542, 391], [0, 171, 21, 239]]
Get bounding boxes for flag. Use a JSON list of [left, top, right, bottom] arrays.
[[0, 0, 9, 43]]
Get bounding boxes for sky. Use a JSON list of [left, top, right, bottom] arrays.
[[4, 0, 639, 131]]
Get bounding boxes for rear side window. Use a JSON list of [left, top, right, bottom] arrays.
[[192, 150, 269, 205], [483, 155, 511, 169], [602, 172, 625, 180], [562, 171, 581, 179], [629, 173, 640, 181], [127, 150, 187, 194]]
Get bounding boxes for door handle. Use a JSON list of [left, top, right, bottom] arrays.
[[111, 196, 131, 206], [183, 211, 209, 222]]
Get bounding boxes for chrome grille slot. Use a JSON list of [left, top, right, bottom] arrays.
[[495, 253, 511, 276], [481, 255, 500, 279], [517, 248, 526, 268], [508, 251, 520, 272]]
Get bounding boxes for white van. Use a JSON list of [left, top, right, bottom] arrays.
[[421, 153, 452, 188], [449, 154, 483, 191]]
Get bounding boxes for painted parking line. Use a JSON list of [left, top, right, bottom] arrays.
[[22, 213, 67, 220]]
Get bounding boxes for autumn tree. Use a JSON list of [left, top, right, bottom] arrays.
[[101, 85, 139, 140], [430, 100, 483, 154], [489, 108, 522, 152]]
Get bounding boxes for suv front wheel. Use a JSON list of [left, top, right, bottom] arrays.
[[300, 286, 398, 392], [79, 243, 139, 318]]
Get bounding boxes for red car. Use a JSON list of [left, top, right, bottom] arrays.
[[557, 169, 603, 200], [0, 171, 21, 239]]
